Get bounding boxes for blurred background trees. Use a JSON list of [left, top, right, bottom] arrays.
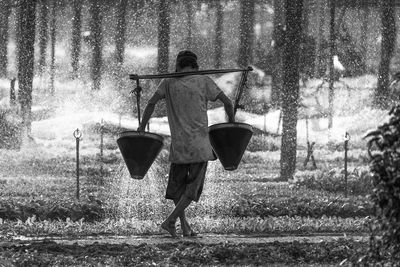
[[0, 0, 398, 178], [70, 0, 82, 78], [17, 0, 36, 139], [0, 0, 11, 78]]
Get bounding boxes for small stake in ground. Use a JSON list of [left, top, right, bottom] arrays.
[[100, 119, 104, 176], [73, 128, 82, 200], [303, 115, 317, 169], [343, 132, 350, 197]]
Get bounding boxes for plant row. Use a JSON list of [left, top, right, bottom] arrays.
[[0, 216, 369, 238], [0, 193, 373, 223], [291, 166, 373, 195]]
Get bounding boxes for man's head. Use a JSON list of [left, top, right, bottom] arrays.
[[176, 50, 199, 72]]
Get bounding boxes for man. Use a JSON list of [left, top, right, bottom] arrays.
[[138, 50, 234, 237]]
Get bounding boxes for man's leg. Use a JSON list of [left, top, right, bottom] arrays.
[[162, 163, 187, 237], [162, 162, 206, 237], [161, 195, 192, 237], [173, 199, 195, 236]]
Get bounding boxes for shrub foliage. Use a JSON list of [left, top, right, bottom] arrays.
[[291, 167, 373, 195], [365, 105, 400, 262]]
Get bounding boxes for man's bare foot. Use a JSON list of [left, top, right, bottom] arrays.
[[182, 221, 197, 237], [161, 220, 177, 238]]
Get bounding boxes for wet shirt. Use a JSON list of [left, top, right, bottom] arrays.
[[155, 75, 222, 163]]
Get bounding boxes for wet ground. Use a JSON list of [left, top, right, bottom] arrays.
[[0, 234, 370, 266], [6, 233, 368, 246]]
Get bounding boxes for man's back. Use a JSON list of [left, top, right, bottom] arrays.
[[156, 75, 222, 163]]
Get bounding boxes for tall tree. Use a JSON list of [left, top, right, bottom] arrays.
[[360, 5, 370, 73], [71, 0, 82, 78], [37, 0, 49, 75], [375, 0, 396, 108], [18, 0, 36, 137], [157, 0, 171, 73], [271, 0, 285, 107], [238, 0, 255, 68], [89, 0, 103, 90], [280, 0, 303, 181], [313, 0, 325, 77], [184, 0, 195, 49], [214, 0, 223, 69], [0, 0, 11, 78], [301, 0, 310, 34], [328, 0, 336, 129], [115, 0, 128, 67], [49, 0, 56, 95]]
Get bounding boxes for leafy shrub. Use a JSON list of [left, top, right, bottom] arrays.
[[231, 194, 372, 218], [363, 105, 400, 263], [0, 199, 105, 222], [246, 134, 280, 152], [291, 167, 373, 195]]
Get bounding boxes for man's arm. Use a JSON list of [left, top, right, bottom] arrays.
[[216, 92, 235, 123], [137, 93, 162, 131]]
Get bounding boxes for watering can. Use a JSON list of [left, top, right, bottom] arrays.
[[209, 122, 253, 170], [117, 79, 164, 179], [208, 66, 253, 170], [117, 131, 163, 179]]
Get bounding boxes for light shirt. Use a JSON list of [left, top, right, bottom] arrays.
[[155, 75, 222, 163]]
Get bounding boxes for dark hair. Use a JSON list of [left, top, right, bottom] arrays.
[[176, 50, 199, 70]]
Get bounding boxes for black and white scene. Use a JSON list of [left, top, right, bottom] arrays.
[[0, 0, 399, 265]]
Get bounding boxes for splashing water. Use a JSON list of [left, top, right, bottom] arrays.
[[108, 150, 170, 220], [107, 149, 235, 221]]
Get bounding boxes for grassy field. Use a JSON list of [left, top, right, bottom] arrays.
[[0, 70, 386, 265]]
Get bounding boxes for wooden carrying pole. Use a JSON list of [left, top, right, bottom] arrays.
[[129, 67, 253, 80]]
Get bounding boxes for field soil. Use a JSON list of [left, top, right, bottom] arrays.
[[0, 233, 368, 266]]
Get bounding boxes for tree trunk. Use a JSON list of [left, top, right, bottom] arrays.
[[238, 0, 255, 68], [0, 0, 11, 78], [280, 0, 303, 181], [37, 0, 49, 75], [49, 0, 56, 95], [360, 6, 370, 73], [214, 0, 223, 69], [115, 0, 128, 67], [271, 0, 285, 107], [15, 3, 22, 74], [18, 0, 36, 137], [375, 0, 396, 109], [71, 0, 82, 78], [184, 0, 194, 49], [328, 0, 336, 129], [157, 0, 171, 73], [302, 0, 309, 34], [313, 0, 325, 78], [89, 0, 103, 90]]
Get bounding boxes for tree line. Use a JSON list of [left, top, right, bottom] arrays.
[[0, 0, 397, 181]]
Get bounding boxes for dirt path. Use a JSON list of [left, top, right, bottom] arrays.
[[7, 233, 369, 246]]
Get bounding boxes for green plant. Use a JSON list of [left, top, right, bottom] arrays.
[[364, 105, 400, 263], [291, 167, 373, 195]]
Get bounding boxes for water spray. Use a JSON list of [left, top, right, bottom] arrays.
[[73, 128, 82, 200]]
